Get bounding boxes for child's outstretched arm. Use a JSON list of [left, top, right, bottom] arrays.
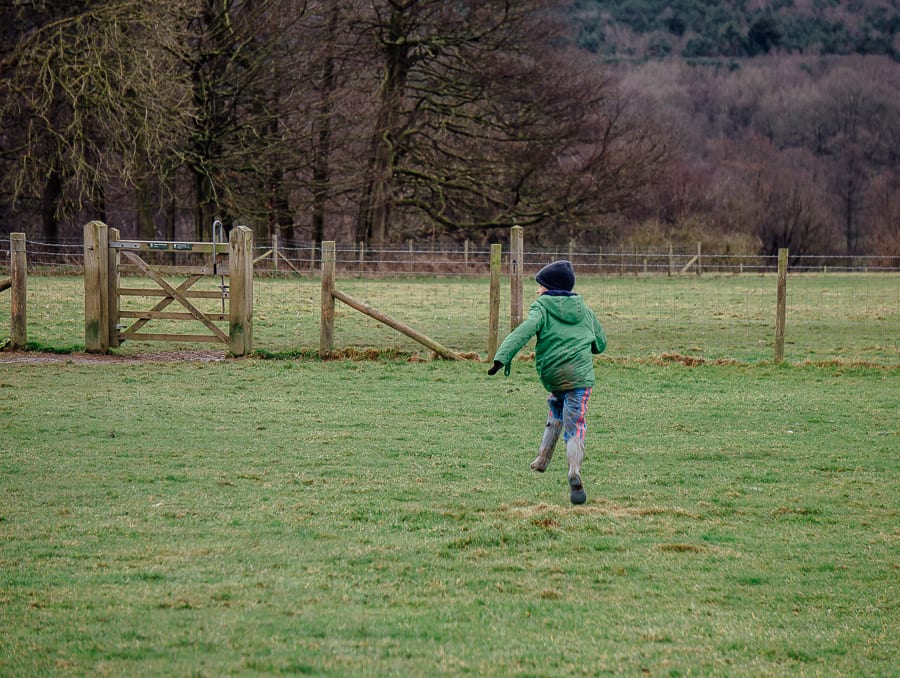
[[488, 306, 544, 376]]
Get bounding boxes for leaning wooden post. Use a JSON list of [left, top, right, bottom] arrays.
[[488, 244, 502, 359], [228, 225, 254, 356], [84, 221, 110, 353], [510, 225, 524, 329], [320, 240, 336, 357], [774, 248, 788, 364], [331, 289, 463, 360], [9, 233, 27, 349]]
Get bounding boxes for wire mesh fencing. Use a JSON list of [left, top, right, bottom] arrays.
[[1, 236, 898, 364]]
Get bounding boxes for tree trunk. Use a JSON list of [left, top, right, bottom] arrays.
[[136, 175, 155, 240], [41, 168, 62, 242], [165, 193, 177, 241], [355, 7, 410, 247], [312, 4, 338, 251], [268, 166, 293, 246], [839, 149, 864, 257], [194, 170, 216, 241]]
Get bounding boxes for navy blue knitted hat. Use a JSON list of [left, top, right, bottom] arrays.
[[535, 260, 575, 292]]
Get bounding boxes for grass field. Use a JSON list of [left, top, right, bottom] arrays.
[[1, 357, 897, 676], [1, 273, 898, 364], [1, 273, 898, 674]]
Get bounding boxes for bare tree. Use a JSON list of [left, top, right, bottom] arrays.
[[865, 171, 900, 263], [0, 0, 197, 239], [178, 0, 312, 239], [348, 0, 671, 246], [714, 137, 834, 258], [308, 3, 341, 251]]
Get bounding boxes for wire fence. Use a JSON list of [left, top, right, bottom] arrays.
[[248, 240, 900, 277], [1, 237, 898, 365], [3, 238, 899, 275]]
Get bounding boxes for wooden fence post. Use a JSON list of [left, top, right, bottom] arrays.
[[320, 240, 336, 357], [273, 232, 280, 273], [9, 233, 27, 349], [229, 225, 254, 356], [488, 244, 502, 359], [84, 221, 110, 353], [107, 228, 121, 348], [510, 225, 524, 329], [774, 248, 788, 364], [696, 241, 702, 277]]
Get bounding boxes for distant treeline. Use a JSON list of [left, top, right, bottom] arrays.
[[568, 0, 900, 60], [612, 54, 900, 262]]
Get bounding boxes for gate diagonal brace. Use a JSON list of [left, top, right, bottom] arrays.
[[121, 251, 228, 343], [121, 275, 202, 337]]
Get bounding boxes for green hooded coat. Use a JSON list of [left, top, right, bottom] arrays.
[[493, 294, 607, 393]]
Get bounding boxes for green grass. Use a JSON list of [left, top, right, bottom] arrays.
[[1, 358, 897, 676], [1, 272, 898, 364]]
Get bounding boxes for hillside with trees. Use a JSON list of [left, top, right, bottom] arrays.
[[569, 0, 900, 61], [613, 54, 899, 260], [0, 1, 897, 260], [564, 1, 900, 260]]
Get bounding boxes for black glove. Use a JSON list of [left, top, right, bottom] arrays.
[[487, 360, 503, 376]]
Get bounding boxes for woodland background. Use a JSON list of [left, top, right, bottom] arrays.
[[1, 0, 898, 261]]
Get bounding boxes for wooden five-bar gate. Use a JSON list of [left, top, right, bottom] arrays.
[[83, 221, 253, 355]]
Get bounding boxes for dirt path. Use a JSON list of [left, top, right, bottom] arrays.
[[0, 349, 228, 365]]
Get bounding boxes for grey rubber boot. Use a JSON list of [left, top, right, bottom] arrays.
[[566, 437, 586, 505], [531, 416, 563, 472]]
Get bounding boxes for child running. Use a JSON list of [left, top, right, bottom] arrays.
[[488, 260, 607, 504]]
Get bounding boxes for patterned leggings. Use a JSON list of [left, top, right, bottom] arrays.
[[546, 387, 592, 442]]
